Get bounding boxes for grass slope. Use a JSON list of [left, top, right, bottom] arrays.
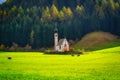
[[0, 47, 120, 80], [74, 32, 120, 51]]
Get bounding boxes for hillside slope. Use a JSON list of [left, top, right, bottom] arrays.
[[74, 32, 120, 51]]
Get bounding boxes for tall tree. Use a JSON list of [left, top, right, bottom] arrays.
[[50, 4, 59, 21]]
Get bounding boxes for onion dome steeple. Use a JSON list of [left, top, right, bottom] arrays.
[[54, 28, 58, 33]]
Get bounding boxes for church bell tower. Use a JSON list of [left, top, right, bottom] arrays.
[[54, 28, 58, 51]]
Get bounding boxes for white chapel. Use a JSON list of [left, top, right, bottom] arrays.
[[54, 28, 69, 52]]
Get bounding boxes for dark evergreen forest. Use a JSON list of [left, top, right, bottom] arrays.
[[0, 0, 120, 48]]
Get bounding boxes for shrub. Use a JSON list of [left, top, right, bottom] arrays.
[[9, 46, 15, 51], [40, 48, 46, 52], [12, 42, 18, 48], [0, 44, 5, 50], [9, 43, 19, 51], [70, 47, 75, 51], [69, 40, 75, 46], [24, 44, 32, 50]]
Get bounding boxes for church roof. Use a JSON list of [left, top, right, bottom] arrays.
[[58, 39, 64, 45], [58, 38, 67, 45]]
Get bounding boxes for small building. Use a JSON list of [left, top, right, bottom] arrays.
[[56, 38, 69, 52], [54, 28, 69, 52]]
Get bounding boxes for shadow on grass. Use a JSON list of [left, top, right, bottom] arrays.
[[43, 51, 83, 56]]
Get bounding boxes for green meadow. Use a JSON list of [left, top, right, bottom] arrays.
[[0, 47, 120, 80]]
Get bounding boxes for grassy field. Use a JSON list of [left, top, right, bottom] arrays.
[[0, 47, 120, 80]]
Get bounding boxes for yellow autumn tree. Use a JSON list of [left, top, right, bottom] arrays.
[[41, 7, 51, 23], [76, 5, 85, 16], [62, 6, 73, 20], [95, 5, 105, 19], [115, 2, 119, 10], [50, 4, 59, 20], [58, 10, 65, 21], [67, 7, 73, 19], [108, 0, 115, 11], [101, 0, 107, 9]]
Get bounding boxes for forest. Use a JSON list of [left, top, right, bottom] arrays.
[[0, 0, 120, 48]]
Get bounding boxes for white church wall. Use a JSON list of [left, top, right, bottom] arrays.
[[56, 46, 62, 52]]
